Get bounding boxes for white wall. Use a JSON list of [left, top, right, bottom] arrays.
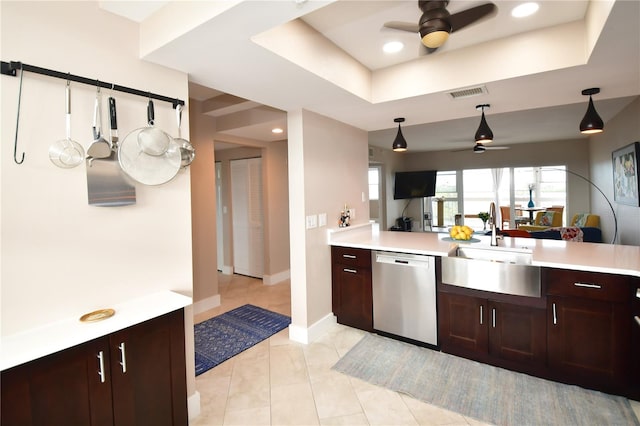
[[288, 109, 369, 338], [0, 0, 195, 399], [590, 98, 640, 246]]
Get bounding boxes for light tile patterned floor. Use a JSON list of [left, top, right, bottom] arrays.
[[191, 273, 640, 426]]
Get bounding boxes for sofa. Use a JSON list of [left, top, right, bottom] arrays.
[[518, 211, 563, 232], [501, 214, 602, 242]]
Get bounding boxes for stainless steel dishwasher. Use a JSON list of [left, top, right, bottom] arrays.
[[372, 251, 437, 346]]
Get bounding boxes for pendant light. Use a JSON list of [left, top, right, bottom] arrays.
[[474, 104, 493, 143], [579, 88, 604, 134], [392, 117, 408, 152]]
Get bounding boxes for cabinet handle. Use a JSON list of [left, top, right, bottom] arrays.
[[479, 305, 483, 325], [552, 303, 557, 325], [636, 288, 640, 299], [97, 351, 106, 383], [343, 268, 357, 274], [635, 316, 640, 327], [342, 254, 357, 259], [574, 282, 602, 289], [118, 342, 127, 373], [492, 308, 496, 328]]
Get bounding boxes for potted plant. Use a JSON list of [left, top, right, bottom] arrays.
[[478, 212, 490, 230]]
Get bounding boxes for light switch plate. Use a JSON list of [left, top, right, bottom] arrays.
[[306, 214, 317, 229], [318, 213, 327, 227]]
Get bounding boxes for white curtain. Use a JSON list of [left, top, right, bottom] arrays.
[[491, 168, 504, 225]]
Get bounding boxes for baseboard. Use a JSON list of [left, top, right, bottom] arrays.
[[288, 313, 337, 344], [188, 390, 201, 421], [263, 269, 290, 286], [192, 294, 221, 315], [221, 265, 233, 275]]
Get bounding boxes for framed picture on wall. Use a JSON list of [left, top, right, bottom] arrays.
[[612, 141, 640, 206]]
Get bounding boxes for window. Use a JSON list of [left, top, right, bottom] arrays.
[[428, 170, 458, 227], [423, 166, 567, 229]]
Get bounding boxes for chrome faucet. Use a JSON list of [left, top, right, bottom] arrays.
[[489, 202, 501, 246]]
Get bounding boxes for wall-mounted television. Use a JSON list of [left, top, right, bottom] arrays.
[[393, 170, 437, 200]]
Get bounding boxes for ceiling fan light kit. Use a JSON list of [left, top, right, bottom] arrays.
[[580, 87, 604, 134], [474, 104, 493, 143], [392, 117, 408, 152]]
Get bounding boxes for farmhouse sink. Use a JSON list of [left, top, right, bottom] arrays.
[[454, 246, 533, 265], [442, 246, 541, 298]]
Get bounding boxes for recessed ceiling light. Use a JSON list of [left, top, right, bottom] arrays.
[[383, 41, 404, 53], [272, 127, 284, 134], [512, 2, 539, 18]]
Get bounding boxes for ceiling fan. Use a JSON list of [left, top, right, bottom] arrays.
[[451, 143, 511, 153], [384, 0, 498, 54]]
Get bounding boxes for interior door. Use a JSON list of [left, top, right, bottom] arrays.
[[231, 157, 264, 278], [216, 162, 224, 272]]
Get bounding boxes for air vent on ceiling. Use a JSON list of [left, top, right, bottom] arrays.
[[448, 85, 488, 100]]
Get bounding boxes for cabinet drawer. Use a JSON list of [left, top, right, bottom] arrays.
[[545, 268, 630, 303], [331, 246, 371, 268]]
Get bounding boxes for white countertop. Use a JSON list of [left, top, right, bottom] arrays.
[[329, 224, 640, 277], [1, 290, 192, 371]]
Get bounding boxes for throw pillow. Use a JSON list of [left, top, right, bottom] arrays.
[[574, 213, 588, 227], [539, 211, 555, 226]]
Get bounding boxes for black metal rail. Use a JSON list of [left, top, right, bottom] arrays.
[[1, 60, 185, 108]]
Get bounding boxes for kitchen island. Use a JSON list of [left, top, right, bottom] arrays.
[[329, 223, 640, 277], [328, 223, 640, 400]]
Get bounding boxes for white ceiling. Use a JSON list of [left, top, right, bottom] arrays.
[[100, 0, 640, 152]]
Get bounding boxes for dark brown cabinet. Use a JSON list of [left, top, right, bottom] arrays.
[[632, 278, 640, 400], [546, 268, 632, 394], [1, 309, 188, 426], [331, 246, 373, 332], [438, 287, 546, 373]]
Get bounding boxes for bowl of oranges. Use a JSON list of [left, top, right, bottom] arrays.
[[448, 225, 475, 241]]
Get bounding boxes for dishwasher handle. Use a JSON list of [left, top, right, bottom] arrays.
[[375, 253, 432, 268]]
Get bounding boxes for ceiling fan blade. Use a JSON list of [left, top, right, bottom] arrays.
[[485, 145, 510, 150], [450, 3, 497, 33], [383, 21, 419, 33]]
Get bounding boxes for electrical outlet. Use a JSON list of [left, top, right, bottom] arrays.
[[318, 213, 327, 227], [306, 214, 317, 229]]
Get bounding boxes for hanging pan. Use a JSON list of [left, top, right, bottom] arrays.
[[174, 104, 195, 167], [118, 99, 180, 186], [49, 82, 85, 168]]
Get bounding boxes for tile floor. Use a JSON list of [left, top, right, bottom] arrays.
[[191, 273, 640, 426]]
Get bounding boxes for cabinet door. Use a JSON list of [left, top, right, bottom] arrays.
[[110, 309, 188, 426], [548, 296, 630, 392], [1, 338, 114, 426], [488, 301, 546, 365], [438, 292, 488, 355], [335, 266, 373, 331]]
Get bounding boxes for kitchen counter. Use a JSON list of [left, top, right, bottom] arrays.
[[329, 224, 640, 277], [0, 290, 192, 371]]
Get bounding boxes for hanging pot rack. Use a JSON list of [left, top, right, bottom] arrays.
[[2, 60, 186, 166], [1, 61, 185, 108]]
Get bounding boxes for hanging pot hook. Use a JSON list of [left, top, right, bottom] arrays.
[[13, 67, 25, 164]]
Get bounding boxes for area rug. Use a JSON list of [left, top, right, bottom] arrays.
[[332, 333, 639, 426], [194, 304, 290, 376]]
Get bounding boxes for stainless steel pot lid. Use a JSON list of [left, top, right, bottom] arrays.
[[118, 128, 181, 185]]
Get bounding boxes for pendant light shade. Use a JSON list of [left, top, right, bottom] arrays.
[[474, 104, 493, 143], [580, 88, 604, 134], [392, 117, 408, 152]]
